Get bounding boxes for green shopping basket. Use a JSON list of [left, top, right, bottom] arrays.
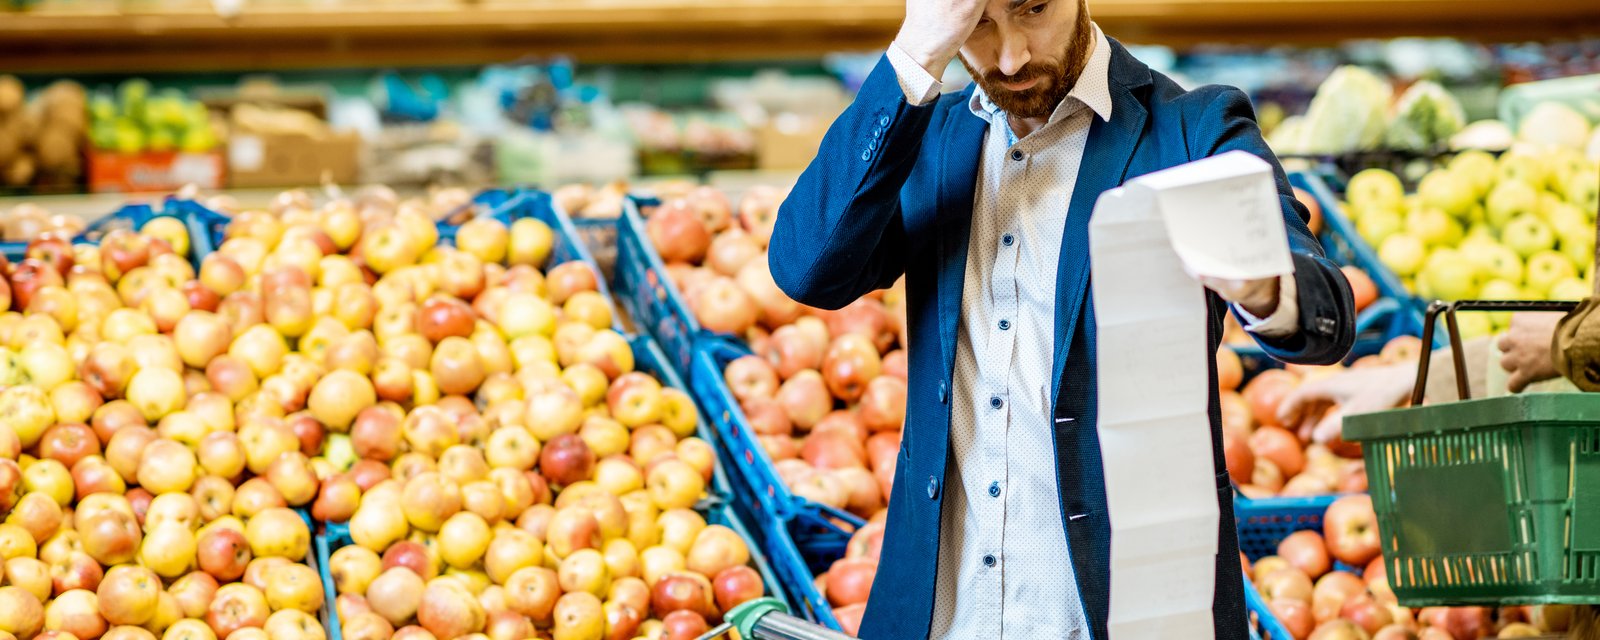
[[1344, 299, 1600, 607]]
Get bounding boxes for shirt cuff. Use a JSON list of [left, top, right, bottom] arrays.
[[1235, 276, 1299, 339], [885, 42, 944, 106]]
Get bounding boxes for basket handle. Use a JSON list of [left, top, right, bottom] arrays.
[[1410, 299, 1581, 405]]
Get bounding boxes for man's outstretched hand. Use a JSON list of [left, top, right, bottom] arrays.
[[1201, 276, 1281, 320], [1277, 364, 1415, 444], [893, 0, 986, 78]]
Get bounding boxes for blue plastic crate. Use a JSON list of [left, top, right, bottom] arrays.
[[433, 189, 624, 335], [689, 336, 868, 532], [433, 189, 520, 245], [1235, 495, 1340, 562], [1288, 171, 1422, 327], [609, 196, 705, 376], [1, 199, 222, 268]]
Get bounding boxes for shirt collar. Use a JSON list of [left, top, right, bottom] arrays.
[[968, 22, 1115, 127]]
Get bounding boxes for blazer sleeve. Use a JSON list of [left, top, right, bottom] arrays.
[[1192, 87, 1357, 365], [767, 54, 939, 310]]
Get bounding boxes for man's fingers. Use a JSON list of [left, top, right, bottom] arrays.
[[1498, 332, 1516, 354], [1506, 369, 1531, 394], [1312, 409, 1345, 444]]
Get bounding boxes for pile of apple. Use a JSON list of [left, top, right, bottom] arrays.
[[0, 221, 329, 640], [1216, 309, 1421, 500], [1247, 496, 1570, 639], [0, 184, 780, 640], [628, 186, 902, 636], [1350, 148, 1599, 336]]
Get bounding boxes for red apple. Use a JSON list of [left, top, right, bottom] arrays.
[[646, 200, 711, 264], [1323, 495, 1381, 566]]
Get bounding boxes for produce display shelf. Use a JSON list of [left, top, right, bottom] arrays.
[[1345, 392, 1600, 607], [1, 197, 221, 268], [7, 0, 1600, 72], [312, 333, 788, 640]]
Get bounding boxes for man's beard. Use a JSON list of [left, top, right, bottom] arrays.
[[961, 5, 1094, 120]]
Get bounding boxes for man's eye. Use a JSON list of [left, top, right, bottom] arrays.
[[1029, 3, 1046, 13]]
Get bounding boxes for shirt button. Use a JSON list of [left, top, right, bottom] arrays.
[[989, 396, 1003, 410], [927, 476, 940, 500], [872, 128, 882, 138], [868, 140, 878, 151], [983, 554, 997, 567], [1002, 234, 1015, 247], [861, 151, 871, 161], [998, 319, 1010, 331], [988, 482, 1001, 498], [880, 116, 891, 126], [1010, 149, 1024, 161]]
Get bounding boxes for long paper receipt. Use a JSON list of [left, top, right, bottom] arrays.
[[1089, 150, 1294, 640]]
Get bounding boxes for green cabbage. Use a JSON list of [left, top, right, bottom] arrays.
[[1293, 66, 1393, 154], [1386, 80, 1466, 151]]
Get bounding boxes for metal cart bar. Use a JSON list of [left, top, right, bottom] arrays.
[[696, 598, 857, 640]]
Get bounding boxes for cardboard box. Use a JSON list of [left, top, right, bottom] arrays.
[[87, 150, 225, 193], [756, 112, 834, 171], [227, 132, 361, 188]]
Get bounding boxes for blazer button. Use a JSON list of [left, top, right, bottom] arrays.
[[860, 150, 871, 161], [879, 115, 891, 126], [927, 476, 940, 500], [938, 381, 948, 404]]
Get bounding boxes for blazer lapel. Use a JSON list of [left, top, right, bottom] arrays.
[[1051, 41, 1152, 406], [937, 96, 987, 376]]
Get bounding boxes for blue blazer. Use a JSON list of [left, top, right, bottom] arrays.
[[768, 40, 1356, 640]]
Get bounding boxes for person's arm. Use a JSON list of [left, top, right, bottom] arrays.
[[766, 0, 983, 310], [1189, 87, 1356, 365]]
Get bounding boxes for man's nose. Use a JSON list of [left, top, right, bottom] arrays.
[[997, 31, 1031, 77]]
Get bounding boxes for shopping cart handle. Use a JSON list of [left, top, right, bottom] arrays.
[[695, 597, 857, 640]]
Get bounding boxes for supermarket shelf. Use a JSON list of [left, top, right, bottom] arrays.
[[4, 0, 1600, 72]]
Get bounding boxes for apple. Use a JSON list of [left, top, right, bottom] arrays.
[[690, 276, 757, 336], [505, 566, 560, 624], [262, 563, 322, 615], [550, 591, 603, 640], [195, 526, 251, 582], [545, 508, 601, 560], [417, 296, 476, 345], [368, 568, 426, 628], [97, 565, 161, 627], [401, 472, 462, 533], [545, 262, 599, 306], [540, 434, 596, 488], [79, 509, 140, 567], [50, 550, 104, 596], [712, 565, 764, 612], [646, 201, 712, 264], [244, 508, 309, 561], [507, 217, 555, 268], [557, 548, 610, 598], [430, 336, 486, 397], [1324, 494, 1381, 566], [262, 610, 324, 640], [136, 439, 196, 495], [1503, 213, 1556, 259], [0, 386, 54, 449], [1377, 233, 1427, 278], [437, 512, 492, 570], [169, 572, 219, 619], [204, 583, 269, 640], [342, 613, 395, 640], [651, 571, 714, 618], [775, 370, 831, 430], [0, 586, 44, 640], [5, 556, 51, 603], [1524, 250, 1578, 298], [44, 588, 105, 640], [309, 475, 359, 524], [1347, 169, 1404, 215], [706, 229, 761, 277]]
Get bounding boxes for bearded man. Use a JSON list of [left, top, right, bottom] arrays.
[[766, 1, 1358, 638]]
